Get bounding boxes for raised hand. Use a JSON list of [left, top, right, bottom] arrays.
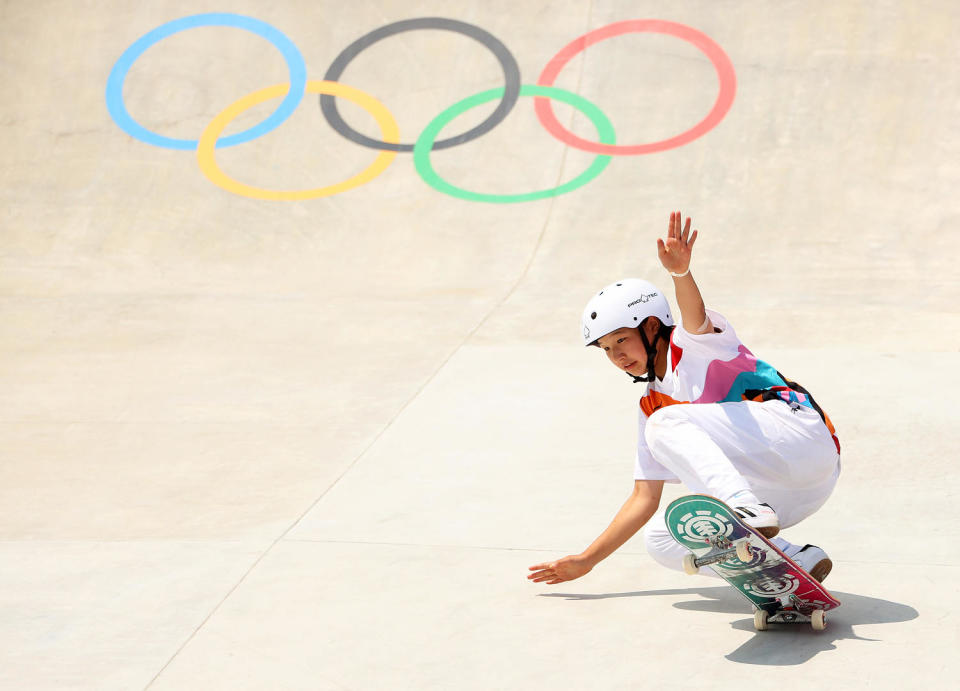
[[657, 211, 698, 276]]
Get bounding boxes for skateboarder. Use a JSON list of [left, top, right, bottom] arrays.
[[528, 212, 840, 586]]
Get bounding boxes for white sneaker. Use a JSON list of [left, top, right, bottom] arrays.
[[733, 502, 780, 538], [792, 544, 833, 583]]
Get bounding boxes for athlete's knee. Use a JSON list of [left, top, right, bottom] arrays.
[[644, 523, 719, 578], [644, 515, 682, 570], [644, 523, 678, 571]]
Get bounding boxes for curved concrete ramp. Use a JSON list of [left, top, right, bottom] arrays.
[[1, 2, 956, 688]]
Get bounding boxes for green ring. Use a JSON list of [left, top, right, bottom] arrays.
[[414, 85, 615, 203]]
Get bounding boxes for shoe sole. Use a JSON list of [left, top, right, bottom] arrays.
[[733, 509, 780, 539], [808, 558, 833, 583]]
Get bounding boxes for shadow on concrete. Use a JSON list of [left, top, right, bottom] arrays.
[[541, 587, 918, 665]]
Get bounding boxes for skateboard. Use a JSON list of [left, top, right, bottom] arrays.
[[664, 494, 840, 631]]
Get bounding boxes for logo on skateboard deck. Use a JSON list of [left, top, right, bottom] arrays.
[[674, 510, 733, 546], [796, 598, 834, 611], [742, 573, 799, 598]]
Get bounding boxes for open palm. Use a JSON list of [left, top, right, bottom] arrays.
[[657, 211, 698, 275]]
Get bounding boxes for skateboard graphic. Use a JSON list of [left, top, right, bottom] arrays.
[[665, 494, 841, 631]]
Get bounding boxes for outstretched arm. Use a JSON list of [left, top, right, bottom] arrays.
[[657, 211, 712, 334], [527, 480, 664, 585]]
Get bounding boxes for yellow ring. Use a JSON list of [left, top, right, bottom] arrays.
[[197, 80, 399, 201]]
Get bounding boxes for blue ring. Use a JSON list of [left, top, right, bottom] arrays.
[[105, 13, 306, 150]]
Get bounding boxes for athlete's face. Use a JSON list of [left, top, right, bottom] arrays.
[[596, 327, 650, 377]]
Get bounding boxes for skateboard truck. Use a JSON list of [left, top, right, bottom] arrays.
[[753, 595, 828, 631], [682, 535, 753, 574]]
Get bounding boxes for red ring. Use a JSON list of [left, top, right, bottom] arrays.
[[535, 20, 736, 155]]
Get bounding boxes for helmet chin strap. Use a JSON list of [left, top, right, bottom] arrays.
[[628, 321, 673, 383]]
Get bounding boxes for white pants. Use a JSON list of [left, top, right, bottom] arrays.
[[642, 400, 840, 575]]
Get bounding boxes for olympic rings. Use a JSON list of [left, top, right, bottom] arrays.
[[414, 85, 614, 203], [535, 20, 736, 155], [321, 18, 521, 153], [197, 81, 398, 201], [106, 13, 737, 202], [105, 13, 307, 150]]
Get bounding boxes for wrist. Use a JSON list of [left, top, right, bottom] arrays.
[[577, 550, 601, 569], [670, 268, 690, 278]]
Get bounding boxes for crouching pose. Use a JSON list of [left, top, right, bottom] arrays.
[[528, 212, 840, 586]]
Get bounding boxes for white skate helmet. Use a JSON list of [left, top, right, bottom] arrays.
[[581, 279, 674, 347]]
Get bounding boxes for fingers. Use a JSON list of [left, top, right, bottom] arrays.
[[667, 211, 696, 245], [528, 563, 553, 581], [528, 562, 567, 584], [530, 575, 562, 584], [530, 575, 565, 584]]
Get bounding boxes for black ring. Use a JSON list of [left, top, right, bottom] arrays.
[[320, 17, 521, 152]]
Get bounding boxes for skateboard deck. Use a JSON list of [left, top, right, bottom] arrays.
[[664, 494, 840, 631]]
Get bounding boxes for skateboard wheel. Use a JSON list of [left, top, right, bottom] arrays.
[[682, 553, 699, 575], [735, 539, 752, 562], [753, 608, 769, 631], [811, 609, 827, 631]]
